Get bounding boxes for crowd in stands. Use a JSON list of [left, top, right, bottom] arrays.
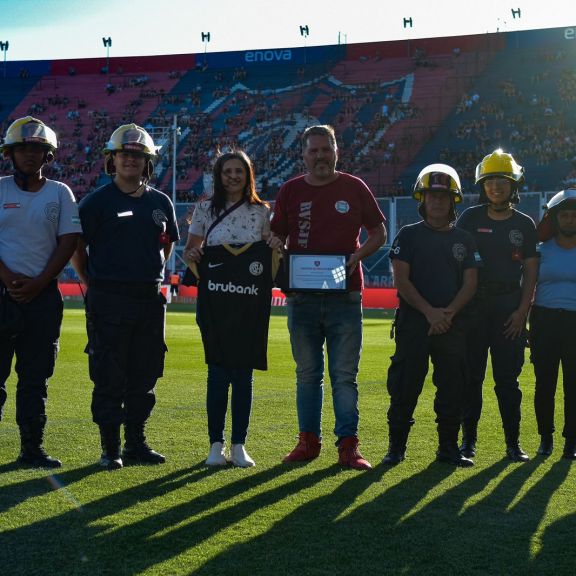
[[440, 49, 576, 193], [2, 45, 576, 203]]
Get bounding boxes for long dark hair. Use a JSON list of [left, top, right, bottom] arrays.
[[210, 150, 268, 217]]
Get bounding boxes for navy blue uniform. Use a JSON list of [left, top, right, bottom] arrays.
[[457, 205, 537, 441], [0, 283, 62, 425], [387, 222, 477, 435], [78, 182, 179, 426]]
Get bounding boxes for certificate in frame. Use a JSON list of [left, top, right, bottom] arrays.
[[287, 253, 348, 292]]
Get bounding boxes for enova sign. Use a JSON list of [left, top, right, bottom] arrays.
[[244, 49, 293, 63]]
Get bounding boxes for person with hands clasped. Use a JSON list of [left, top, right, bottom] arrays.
[[0, 116, 81, 468], [457, 150, 538, 462], [384, 164, 478, 467]]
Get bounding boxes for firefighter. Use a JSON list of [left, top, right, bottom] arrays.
[[72, 124, 179, 470], [384, 164, 478, 467], [458, 150, 538, 462], [0, 116, 80, 467]]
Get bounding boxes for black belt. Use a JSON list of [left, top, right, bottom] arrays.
[[532, 305, 576, 316], [89, 279, 161, 298]]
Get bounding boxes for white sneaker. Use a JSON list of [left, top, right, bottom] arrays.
[[231, 444, 255, 468], [205, 442, 228, 466]]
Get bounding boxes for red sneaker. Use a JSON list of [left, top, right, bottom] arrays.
[[338, 436, 372, 470], [283, 432, 322, 462]]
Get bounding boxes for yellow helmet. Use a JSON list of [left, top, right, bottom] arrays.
[[103, 124, 158, 157], [1, 116, 58, 153], [413, 163, 462, 203], [475, 149, 524, 185]]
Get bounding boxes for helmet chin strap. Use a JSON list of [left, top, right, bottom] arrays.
[[424, 218, 452, 230], [14, 169, 31, 191], [10, 148, 50, 192], [112, 174, 149, 196], [126, 182, 146, 196], [488, 202, 511, 212], [110, 153, 152, 195]]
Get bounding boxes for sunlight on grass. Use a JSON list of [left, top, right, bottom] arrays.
[[1, 307, 575, 576]]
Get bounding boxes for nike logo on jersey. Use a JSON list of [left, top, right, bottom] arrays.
[[208, 263, 223, 269]]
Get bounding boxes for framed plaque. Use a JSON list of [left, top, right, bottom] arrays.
[[287, 253, 348, 292]]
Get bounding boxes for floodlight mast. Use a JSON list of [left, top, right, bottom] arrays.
[[170, 114, 180, 274], [0, 41, 9, 79]]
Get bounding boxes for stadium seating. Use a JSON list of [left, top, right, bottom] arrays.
[[2, 27, 571, 285]]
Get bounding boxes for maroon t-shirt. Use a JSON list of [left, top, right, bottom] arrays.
[[271, 172, 385, 290]]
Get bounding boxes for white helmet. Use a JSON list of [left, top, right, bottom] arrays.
[[546, 188, 576, 211], [536, 189, 576, 241]]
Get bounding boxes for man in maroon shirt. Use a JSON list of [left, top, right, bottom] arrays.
[[271, 125, 386, 469]]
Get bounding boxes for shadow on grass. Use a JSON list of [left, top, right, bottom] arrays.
[[1, 461, 328, 575], [0, 464, 97, 514], [1, 458, 573, 576], [192, 459, 573, 576], [531, 462, 576, 574]]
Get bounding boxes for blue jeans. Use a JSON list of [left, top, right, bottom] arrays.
[[286, 292, 363, 440], [207, 364, 253, 444]]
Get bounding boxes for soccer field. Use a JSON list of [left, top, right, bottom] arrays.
[[0, 308, 575, 576]]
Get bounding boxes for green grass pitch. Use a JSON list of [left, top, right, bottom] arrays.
[[0, 307, 575, 575]]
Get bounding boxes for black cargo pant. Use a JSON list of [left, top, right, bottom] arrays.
[[0, 282, 62, 425], [530, 305, 576, 439], [85, 285, 167, 427], [386, 306, 467, 435], [462, 290, 525, 440]]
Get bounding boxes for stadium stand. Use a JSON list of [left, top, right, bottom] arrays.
[[1, 26, 574, 285]]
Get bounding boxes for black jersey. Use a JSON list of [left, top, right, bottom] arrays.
[[457, 205, 537, 285], [390, 221, 478, 309], [195, 241, 278, 370], [79, 182, 179, 283]]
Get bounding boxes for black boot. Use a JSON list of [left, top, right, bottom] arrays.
[[459, 421, 478, 458], [504, 422, 530, 462], [562, 438, 576, 460], [123, 422, 166, 464], [17, 420, 62, 468], [505, 442, 530, 462], [536, 434, 553, 457], [505, 428, 530, 462], [99, 425, 123, 470], [382, 427, 409, 465], [437, 425, 474, 467]]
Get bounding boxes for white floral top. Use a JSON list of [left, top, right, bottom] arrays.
[[189, 200, 271, 246]]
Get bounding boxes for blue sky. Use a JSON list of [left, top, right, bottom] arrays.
[[1, 0, 574, 62]]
